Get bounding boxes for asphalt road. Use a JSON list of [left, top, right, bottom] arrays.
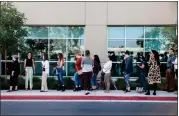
[[1, 101, 177, 115]]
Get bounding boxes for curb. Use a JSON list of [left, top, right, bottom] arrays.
[[1, 95, 177, 101]]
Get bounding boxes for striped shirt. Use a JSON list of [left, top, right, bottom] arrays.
[[81, 57, 93, 72]]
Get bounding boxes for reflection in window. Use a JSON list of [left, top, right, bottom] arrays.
[[67, 62, 75, 76], [126, 27, 144, 38], [145, 27, 164, 38], [126, 39, 144, 48], [67, 39, 84, 61], [145, 39, 167, 53], [108, 27, 125, 38], [50, 39, 67, 61], [21, 39, 48, 60], [49, 27, 67, 39], [67, 27, 85, 39], [108, 39, 125, 48], [126, 39, 144, 62], [24, 26, 48, 39]]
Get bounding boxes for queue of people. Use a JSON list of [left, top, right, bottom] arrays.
[[7, 49, 178, 95]]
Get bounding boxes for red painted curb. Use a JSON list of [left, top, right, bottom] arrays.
[[0, 96, 177, 101]]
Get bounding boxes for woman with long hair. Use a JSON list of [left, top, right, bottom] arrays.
[[56, 53, 65, 92], [91, 55, 101, 90], [81, 50, 93, 95], [7, 55, 20, 92], [40, 53, 49, 92], [24, 52, 35, 91], [145, 50, 161, 95]]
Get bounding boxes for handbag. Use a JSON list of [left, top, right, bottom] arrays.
[[77, 70, 83, 75], [42, 67, 45, 71]]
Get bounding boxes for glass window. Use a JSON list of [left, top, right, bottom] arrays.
[[130, 63, 138, 77], [145, 27, 164, 38], [24, 26, 48, 39], [48, 27, 67, 39], [49, 39, 67, 61], [145, 39, 169, 53], [21, 39, 48, 60], [126, 39, 144, 48], [34, 62, 42, 76], [67, 27, 85, 39], [126, 27, 144, 38], [108, 39, 125, 48], [110, 62, 121, 77], [67, 62, 75, 76], [126, 39, 144, 62], [108, 27, 125, 38], [67, 39, 84, 61]]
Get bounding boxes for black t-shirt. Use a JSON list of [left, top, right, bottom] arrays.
[[139, 61, 147, 74], [26, 58, 33, 67]]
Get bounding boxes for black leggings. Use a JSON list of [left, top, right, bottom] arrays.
[[147, 83, 157, 92]]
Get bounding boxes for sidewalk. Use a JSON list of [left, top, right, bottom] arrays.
[[1, 90, 177, 102]]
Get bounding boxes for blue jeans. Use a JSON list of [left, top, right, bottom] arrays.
[[124, 73, 131, 88], [91, 73, 98, 86], [57, 68, 64, 85], [74, 72, 82, 87], [139, 72, 146, 90]]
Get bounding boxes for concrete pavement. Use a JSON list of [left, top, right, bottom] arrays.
[[1, 90, 177, 102]]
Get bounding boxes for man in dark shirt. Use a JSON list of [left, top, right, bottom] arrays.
[[123, 51, 133, 93], [165, 48, 176, 92]]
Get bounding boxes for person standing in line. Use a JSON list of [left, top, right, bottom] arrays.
[[73, 51, 83, 91], [7, 55, 20, 92], [91, 55, 101, 90], [81, 50, 93, 95], [172, 49, 178, 94], [137, 56, 147, 92], [123, 51, 133, 93], [145, 50, 161, 95], [40, 54, 49, 92], [24, 52, 35, 91], [165, 48, 176, 92], [56, 53, 65, 92], [102, 56, 112, 93]]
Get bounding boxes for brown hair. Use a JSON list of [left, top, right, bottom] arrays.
[[58, 53, 63, 61], [85, 50, 90, 57], [76, 51, 81, 56]]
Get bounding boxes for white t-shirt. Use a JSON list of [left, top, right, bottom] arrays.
[[102, 61, 112, 74], [42, 60, 49, 74]]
